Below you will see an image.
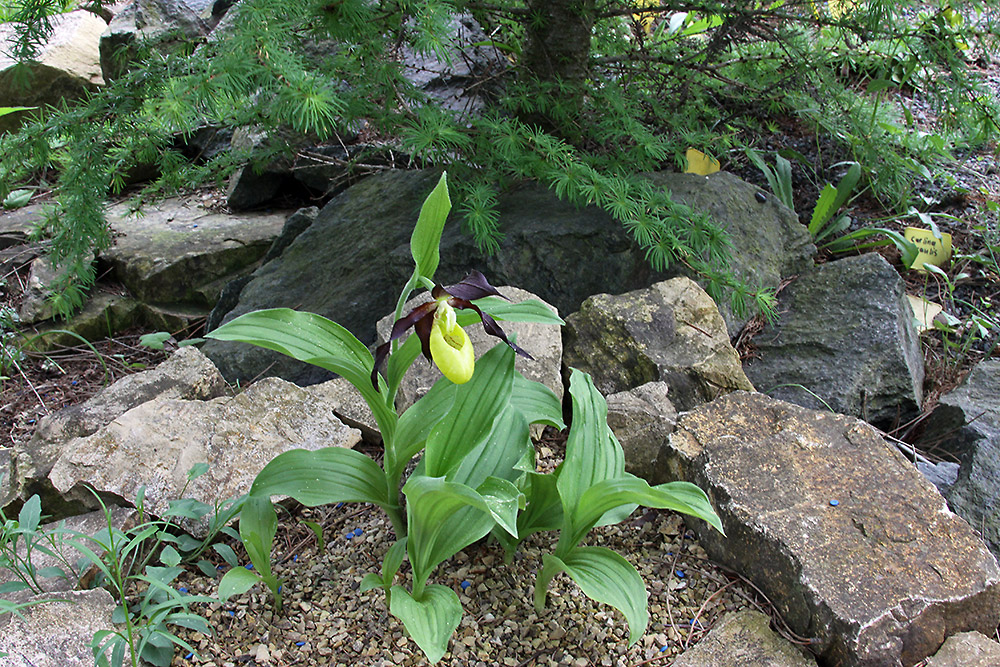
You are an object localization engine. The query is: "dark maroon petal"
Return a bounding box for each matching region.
[451,298,533,360]
[445,270,509,302]
[414,313,434,361]
[390,301,437,341]
[432,284,449,300]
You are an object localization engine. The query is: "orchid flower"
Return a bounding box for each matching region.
[372,271,531,388]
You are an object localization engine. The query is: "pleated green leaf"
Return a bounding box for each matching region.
[403,475,519,585]
[249,447,389,508]
[218,566,261,602]
[557,369,623,517]
[511,373,565,430]
[554,547,649,646]
[423,343,514,477]
[410,171,451,282]
[389,584,462,663]
[206,308,397,442]
[567,476,723,548]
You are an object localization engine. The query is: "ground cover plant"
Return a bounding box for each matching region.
[206,173,725,662]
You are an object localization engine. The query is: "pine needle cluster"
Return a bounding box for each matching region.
[1,0,996,319]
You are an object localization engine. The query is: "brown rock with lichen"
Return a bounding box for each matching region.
[664,391,1000,667]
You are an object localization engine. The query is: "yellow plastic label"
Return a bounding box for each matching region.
[904,227,952,272]
[684,148,720,176]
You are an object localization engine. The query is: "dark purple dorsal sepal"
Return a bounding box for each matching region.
[445,270,509,302]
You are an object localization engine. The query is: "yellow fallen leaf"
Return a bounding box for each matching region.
[633,0,660,34]
[684,148,720,176]
[906,294,944,333]
[904,227,952,273]
[828,0,859,19]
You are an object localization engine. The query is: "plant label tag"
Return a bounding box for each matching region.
[684,148,720,176]
[904,227,952,272]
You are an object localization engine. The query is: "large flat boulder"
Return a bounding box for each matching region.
[99,196,289,307]
[99,0,221,81]
[202,169,670,384]
[743,253,924,427]
[671,610,817,667]
[664,391,1000,667]
[605,381,676,484]
[0,11,105,132]
[919,360,1000,558]
[47,377,362,534]
[0,589,116,667]
[4,346,227,512]
[646,172,815,333]
[563,277,753,411]
[924,632,1000,667]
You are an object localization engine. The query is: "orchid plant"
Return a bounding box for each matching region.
[207,172,724,662]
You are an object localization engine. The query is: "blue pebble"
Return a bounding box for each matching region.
[353,528,363,537]
[192,224,198,228]
[345,533,353,540]
[185,652,193,660]
[460,580,470,590]
[71,380,78,386]
[336,502,344,509]
[244,563,253,570]
[178,587,187,593]
[675,570,686,579]
[830,499,840,507]
[296,641,306,647]
[659,646,668,653]
[293,554,298,562]
[228,610,235,616]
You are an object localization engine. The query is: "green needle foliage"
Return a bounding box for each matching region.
[1,0,996,318]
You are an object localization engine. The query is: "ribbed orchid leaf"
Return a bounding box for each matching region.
[410,171,451,282]
[249,447,389,507]
[389,584,461,663]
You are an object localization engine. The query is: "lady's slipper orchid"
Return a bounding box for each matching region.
[372,271,531,388]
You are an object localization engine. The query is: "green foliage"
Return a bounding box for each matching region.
[208,175,723,662]
[1,0,995,322]
[0,466,241,667]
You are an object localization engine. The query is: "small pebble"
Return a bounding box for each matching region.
[675,570,685,579]
[244,563,254,569]
[461,580,471,590]
[353,528,363,537]
[829,499,840,506]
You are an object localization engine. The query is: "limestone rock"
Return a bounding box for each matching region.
[6,346,226,510]
[398,13,506,116]
[0,506,136,606]
[646,172,815,333]
[100,0,220,81]
[0,204,50,249]
[48,377,362,534]
[16,256,60,324]
[0,11,105,132]
[563,277,753,411]
[919,360,1000,558]
[24,290,141,352]
[664,391,1000,667]
[306,378,380,443]
[605,382,676,484]
[203,169,670,384]
[671,610,817,667]
[375,286,564,425]
[924,632,1000,667]
[743,253,924,427]
[99,196,289,306]
[0,589,116,667]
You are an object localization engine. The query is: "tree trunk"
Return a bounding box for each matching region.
[520,0,595,89]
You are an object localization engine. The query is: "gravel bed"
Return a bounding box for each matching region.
[172,505,757,667]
